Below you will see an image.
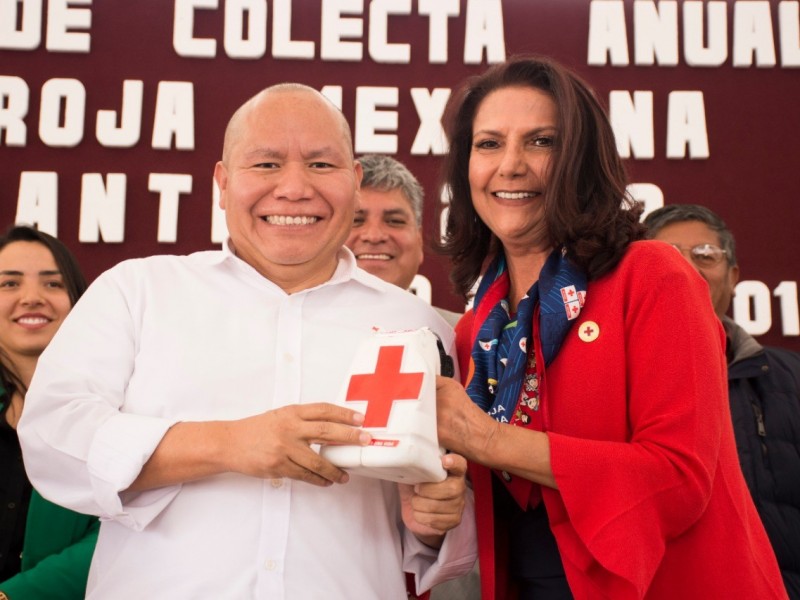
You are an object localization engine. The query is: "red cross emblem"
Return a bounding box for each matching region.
[345,346,424,428]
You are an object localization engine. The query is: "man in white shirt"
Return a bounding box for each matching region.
[18,84,476,599]
[345,154,462,327]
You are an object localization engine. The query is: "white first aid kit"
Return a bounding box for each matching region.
[320,327,453,484]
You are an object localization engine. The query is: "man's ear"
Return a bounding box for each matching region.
[214,162,228,209]
[353,160,364,189]
[729,264,740,294]
[416,226,425,268]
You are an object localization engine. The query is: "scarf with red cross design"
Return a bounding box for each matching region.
[464,247,586,507]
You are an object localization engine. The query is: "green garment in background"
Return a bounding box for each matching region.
[0,490,98,599]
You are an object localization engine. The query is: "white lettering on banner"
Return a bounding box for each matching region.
[684,1,727,66]
[587,1,629,65]
[775,281,800,335]
[169,0,504,64]
[665,91,708,158]
[321,86,448,156]
[0,79,453,154]
[39,78,86,147]
[272,0,314,59]
[0,0,92,52]
[735,281,773,336]
[588,0,800,67]
[734,280,800,337]
[780,1,800,66]
[149,174,194,243]
[79,174,127,243]
[15,172,59,236]
[152,82,195,150]
[174,0,218,58]
[46,0,92,52]
[0,77,29,146]
[0,0,43,50]
[464,0,506,64]
[224,0,267,59]
[418,0,459,64]
[634,0,679,65]
[607,91,708,159]
[409,88,450,155]
[733,1,776,66]
[95,80,144,148]
[355,87,398,154]
[610,90,654,159]
[368,0,411,64]
[16,171,196,245]
[2,79,194,150]
[321,0,364,61]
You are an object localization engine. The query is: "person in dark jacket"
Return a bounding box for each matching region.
[645,204,800,599]
[0,224,97,600]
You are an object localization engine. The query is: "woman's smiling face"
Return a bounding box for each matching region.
[0,241,72,365]
[468,85,558,255]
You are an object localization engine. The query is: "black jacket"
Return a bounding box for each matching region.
[725,318,800,599]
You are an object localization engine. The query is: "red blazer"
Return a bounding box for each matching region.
[457,241,787,600]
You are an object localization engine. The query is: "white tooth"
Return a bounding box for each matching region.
[496,191,535,200]
[359,254,390,260]
[266,215,318,225]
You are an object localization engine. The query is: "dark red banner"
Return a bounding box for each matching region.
[1,0,798,350]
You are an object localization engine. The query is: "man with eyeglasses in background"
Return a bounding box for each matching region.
[644,204,800,599]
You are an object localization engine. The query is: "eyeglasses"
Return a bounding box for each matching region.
[668,243,728,267]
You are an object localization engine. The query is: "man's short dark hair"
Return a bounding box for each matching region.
[357,154,424,227]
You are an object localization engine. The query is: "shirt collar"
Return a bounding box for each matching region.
[214,238,385,293]
[722,315,764,365]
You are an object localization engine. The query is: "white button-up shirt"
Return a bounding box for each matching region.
[19,245,476,599]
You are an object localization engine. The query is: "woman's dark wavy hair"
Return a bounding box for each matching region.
[0,225,87,397]
[437,55,645,298]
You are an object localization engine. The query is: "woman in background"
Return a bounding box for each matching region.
[435,55,787,599]
[0,225,97,600]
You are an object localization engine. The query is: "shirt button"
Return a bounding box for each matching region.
[7,502,16,509]
[265,559,278,571]
[283,353,294,363]
[501,471,512,482]
[270,478,284,489]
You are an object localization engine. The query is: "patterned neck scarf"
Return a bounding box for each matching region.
[466,248,587,425]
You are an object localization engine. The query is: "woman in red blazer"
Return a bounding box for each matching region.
[434,55,787,600]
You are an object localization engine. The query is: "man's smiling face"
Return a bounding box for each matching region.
[216,88,362,292]
[345,187,424,290]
